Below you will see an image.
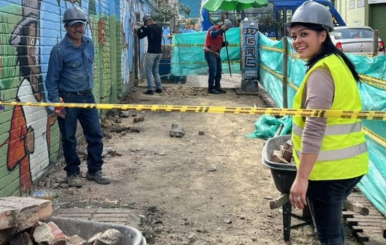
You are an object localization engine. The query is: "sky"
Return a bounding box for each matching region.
[179,0,201,18]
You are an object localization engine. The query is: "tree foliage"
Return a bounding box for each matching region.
[153,3,191,25]
[179,3,191,17]
[257,14,282,33]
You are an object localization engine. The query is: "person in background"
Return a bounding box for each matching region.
[288,1,368,244]
[46,6,111,188]
[203,19,232,94]
[137,15,163,95]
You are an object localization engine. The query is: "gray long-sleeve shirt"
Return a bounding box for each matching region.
[301,68,335,153]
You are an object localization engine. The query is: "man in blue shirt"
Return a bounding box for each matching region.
[46,6,110,187]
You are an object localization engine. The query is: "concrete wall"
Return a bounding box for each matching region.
[0,0,153,197]
[336,0,367,26]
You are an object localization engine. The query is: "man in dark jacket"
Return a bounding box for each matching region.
[204,19,232,94]
[137,15,163,95]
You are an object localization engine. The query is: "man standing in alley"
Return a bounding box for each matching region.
[204,19,232,94]
[46,6,111,188]
[137,15,163,95]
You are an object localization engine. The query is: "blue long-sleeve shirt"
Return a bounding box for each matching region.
[45,34,94,102]
[209,26,224,38]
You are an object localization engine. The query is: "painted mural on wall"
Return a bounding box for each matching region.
[0,0,151,196]
[121,0,137,84]
[0,0,91,195]
[8,0,56,191]
[120,0,151,84]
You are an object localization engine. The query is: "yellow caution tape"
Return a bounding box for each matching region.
[1,101,386,121]
[171,44,239,47]
[362,127,386,148]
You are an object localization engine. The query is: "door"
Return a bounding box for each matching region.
[276,7,294,39]
[369,4,386,42]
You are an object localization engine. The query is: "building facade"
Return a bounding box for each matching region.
[336,0,386,41]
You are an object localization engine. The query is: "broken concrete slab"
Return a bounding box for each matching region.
[0,197,52,231]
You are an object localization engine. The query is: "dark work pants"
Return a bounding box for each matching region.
[307,176,363,245]
[204,52,222,91]
[58,91,104,176]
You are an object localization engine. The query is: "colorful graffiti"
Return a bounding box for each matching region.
[0,88,4,112]
[5,0,56,192]
[0,0,152,196]
[120,0,150,84]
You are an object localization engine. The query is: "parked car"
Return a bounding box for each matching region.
[330,26,385,56]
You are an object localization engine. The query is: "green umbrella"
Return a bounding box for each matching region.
[202,0,269,11]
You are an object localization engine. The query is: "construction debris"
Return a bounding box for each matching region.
[271,139,295,165]
[0,197,124,245]
[169,124,185,138]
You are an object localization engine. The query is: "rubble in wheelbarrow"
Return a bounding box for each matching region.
[271,139,295,165]
[0,197,124,245]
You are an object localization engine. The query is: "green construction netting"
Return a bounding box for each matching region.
[171,27,241,76]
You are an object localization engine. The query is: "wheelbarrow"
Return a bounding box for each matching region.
[262,135,369,242]
[262,135,312,242]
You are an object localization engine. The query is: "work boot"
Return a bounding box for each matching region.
[143,90,154,95]
[155,88,163,93]
[208,89,221,94]
[215,88,227,93]
[67,175,83,188]
[86,171,111,185]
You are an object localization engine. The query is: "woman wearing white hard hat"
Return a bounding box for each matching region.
[288,1,369,244]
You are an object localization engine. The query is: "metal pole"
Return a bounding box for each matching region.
[372,30,379,57]
[224,32,232,77]
[282,37,288,108]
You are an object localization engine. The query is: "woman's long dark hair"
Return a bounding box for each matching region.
[291,23,360,81]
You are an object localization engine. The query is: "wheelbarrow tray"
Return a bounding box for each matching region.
[262,135,297,193]
[48,216,146,245]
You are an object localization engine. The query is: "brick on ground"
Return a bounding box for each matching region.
[32,221,68,244]
[0,197,52,244]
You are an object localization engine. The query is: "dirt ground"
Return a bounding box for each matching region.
[46,85,361,245]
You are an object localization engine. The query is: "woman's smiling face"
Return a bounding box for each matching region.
[290,25,327,59]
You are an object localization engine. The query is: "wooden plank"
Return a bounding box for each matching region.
[344,200,369,216]
[356,232,370,242]
[346,217,383,226]
[352,226,382,233]
[269,194,289,210]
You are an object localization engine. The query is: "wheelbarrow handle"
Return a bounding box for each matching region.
[270,194,289,210]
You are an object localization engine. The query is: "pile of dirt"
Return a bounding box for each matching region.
[159,85,209,98]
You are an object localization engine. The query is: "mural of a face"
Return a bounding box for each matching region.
[26,23,40,96]
[4,0,52,193]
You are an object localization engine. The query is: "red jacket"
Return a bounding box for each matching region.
[204,25,223,55]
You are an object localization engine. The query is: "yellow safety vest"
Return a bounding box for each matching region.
[292,54,368,180]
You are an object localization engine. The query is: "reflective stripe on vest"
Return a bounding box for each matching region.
[292,121,363,137]
[295,142,367,161]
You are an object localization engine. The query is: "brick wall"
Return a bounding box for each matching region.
[0,0,153,196]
